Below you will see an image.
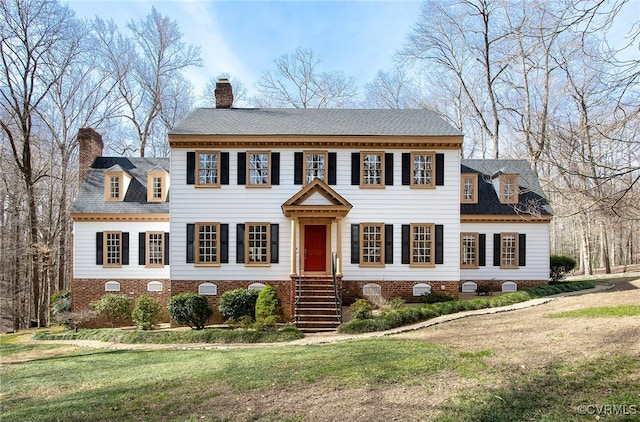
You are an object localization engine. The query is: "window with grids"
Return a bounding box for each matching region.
[152,176,163,199]
[248,152,270,185]
[304,152,327,183]
[411,152,435,187]
[500,174,518,204]
[501,233,518,268]
[461,173,478,203]
[109,176,120,199]
[360,223,384,265]
[196,223,219,264]
[247,223,269,264]
[361,153,383,186]
[146,232,164,267]
[461,233,478,268]
[411,224,435,266]
[197,151,220,186]
[104,232,122,266]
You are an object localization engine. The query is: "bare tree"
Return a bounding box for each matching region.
[362,66,421,109]
[200,74,250,108]
[255,47,358,108]
[92,7,201,156]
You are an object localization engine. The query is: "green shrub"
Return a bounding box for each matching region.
[91,294,132,327]
[131,295,163,330]
[550,255,577,283]
[255,285,282,321]
[350,298,375,320]
[51,290,71,315]
[387,297,406,310]
[167,292,212,330]
[421,291,455,304]
[218,288,259,322]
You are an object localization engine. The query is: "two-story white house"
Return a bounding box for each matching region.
[71,80,552,331]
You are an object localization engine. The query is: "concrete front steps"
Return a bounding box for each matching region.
[295,277,342,333]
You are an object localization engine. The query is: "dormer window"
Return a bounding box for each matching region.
[147,170,169,202]
[461,173,478,203]
[104,169,131,202]
[500,174,519,204]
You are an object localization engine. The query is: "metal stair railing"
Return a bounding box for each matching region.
[331,252,342,323]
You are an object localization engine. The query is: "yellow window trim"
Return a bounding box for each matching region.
[500,174,519,204]
[147,171,169,202]
[246,151,272,187]
[195,222,221,265]
[145,231,165,268]
[410,151,436,189]
[195,150,221,187]
[360,152,385,188]
[460,232,479,269]
[461,173,478,203]
[245,222,271,266]
[409,223,435,268]
[103,231,122,268]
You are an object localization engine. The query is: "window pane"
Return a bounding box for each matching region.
[248,224,268,263]
[249,153,269,185]
[463,178,474,200]
[199,153,218,184]
[110,176,120,199]
[148,233,163,265]
[462,234,476,266]
[502,234,517,266]
[152,176,163,198]
[362,225,382,263]
[305,153,325,183]
[198,224,218,263]
[412,225,432,264]
[362,154,382,185]
[106,232,120,265]
[413,154,433,185]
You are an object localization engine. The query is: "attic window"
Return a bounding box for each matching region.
[461,173,478,203]
[147,170,169,202]
[500,174,518,204]
[104,170,131,202]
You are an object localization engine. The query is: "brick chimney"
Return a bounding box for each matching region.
[214,78,233,109]
[77,127,104,183]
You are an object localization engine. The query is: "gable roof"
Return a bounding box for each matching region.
[71,157,170,215]
[461,159,553,217]
[282,179,353,218]
[169,108,463,138]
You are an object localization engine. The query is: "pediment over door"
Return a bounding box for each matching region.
[281,179,352,218]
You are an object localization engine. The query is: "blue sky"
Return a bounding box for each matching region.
[67,0,423,98]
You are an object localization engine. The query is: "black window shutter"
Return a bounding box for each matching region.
[270,224,279,263]
[186,224,195,263]
[351,224,360,264]
[436,153,445,186]
[402,153,410,185]
[138,232,146,265]
[385,224,393,264]
[401,225,410,264]
[435,225,443,264]
[164,233,170,265]
[385,153,394,186]
[237,152,246,185]
[220,224,228,263]
[351,153,360,185]
[122,232,129,265]
[271,152,280,185]
[294,152,303,185]
[221,152,229,185]
[519,233,526,266]
[96,232,103,265]
[478,234,486,267]
[236,224,245,263]
[493,234,501,266]
[187,152,195,185]
[328,152,337,185]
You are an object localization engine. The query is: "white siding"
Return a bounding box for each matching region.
[460,222,550,281]
[170,148,461,281]
[73,221,170,279]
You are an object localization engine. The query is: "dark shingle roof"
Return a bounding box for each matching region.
[169,108,463,137]
[461,159,553,216]
[71,157,169,214]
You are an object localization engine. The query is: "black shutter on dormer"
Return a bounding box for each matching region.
[186,152,195,185]
[328,152,337,185]
[478,234,486,267]
[96,232,103,265]
[435,225,443,264]
[351,224,360,264]
[518,234,526,266]
[221,152,229,185]
[271,152,280,185]
[402,153,410,185]
[436,153,445,186]
[385,153,394,186]
[220,224,228,263]
[294,152,303,185]
[385,224,393,264]
[351,153,360,185]
[139,232,146,265]
[237,152,246,185]
[401,224,410,264]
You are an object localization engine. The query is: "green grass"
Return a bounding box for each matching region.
[548,305,640,318]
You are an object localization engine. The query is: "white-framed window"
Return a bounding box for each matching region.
[410,223,435,267]
[147,281,163,292]
[413,283,432,296]
[196,151,220,186]
[248,152,270,186]
[361,152,384,187]
[198,282,218,295]
[105,281,121,292]
[411,152,435,187]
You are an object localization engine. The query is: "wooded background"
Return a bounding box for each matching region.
[1,0,638,331]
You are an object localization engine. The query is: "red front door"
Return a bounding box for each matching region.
[304,225,326,272]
